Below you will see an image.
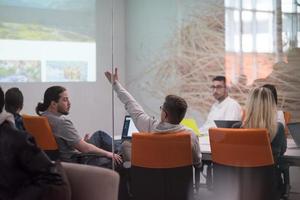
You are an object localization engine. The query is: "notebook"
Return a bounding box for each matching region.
[214,120,241,128]
[180,118,201,136]
[287,122,300,147]
[121,115,139,140]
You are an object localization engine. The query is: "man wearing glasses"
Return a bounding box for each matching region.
[199,76,242,134]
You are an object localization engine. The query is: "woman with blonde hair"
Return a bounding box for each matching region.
[232,87,287,198]
[233,87,286,162]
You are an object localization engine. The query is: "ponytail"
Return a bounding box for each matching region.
[36,102,47,116]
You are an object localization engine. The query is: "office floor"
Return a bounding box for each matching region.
[288,167,300,200]
[194,166,300,200]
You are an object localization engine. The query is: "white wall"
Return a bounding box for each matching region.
[124,0,212,125]
[1,0,126,137]
[124,0,180,118]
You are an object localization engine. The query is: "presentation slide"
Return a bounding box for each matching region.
[0,0,96,82]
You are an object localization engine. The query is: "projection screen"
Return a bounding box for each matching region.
[0,0,96,82]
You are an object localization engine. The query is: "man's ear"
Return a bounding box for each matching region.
[163,110,168,122]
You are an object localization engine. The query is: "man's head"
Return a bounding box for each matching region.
[5,87,23,115]
[211,76,228,102]
[36,86,70,116]
[160,95,187,124]
[0,87,4,113]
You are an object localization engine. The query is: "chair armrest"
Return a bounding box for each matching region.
[62,162,119,200]
[70,153,106,164]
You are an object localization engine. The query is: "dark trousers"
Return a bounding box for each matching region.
[87,130,121,153]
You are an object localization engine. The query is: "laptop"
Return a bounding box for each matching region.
[214,120,241,128]
[121,115,139,140]
[181,118,201,136]
[287,122,300,147]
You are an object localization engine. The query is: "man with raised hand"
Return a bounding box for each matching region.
[105,68,201,167]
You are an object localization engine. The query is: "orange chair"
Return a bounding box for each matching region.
[131,132,193,200]
[209,128,278,200]
[22,114,59,160]
[284,112,291,124]
[284,111,292,136]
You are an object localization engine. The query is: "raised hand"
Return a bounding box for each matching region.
[105,68,119,84]
[83,133,90,141]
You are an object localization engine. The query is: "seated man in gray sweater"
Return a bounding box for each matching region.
[105,68,201,167]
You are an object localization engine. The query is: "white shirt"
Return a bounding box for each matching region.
[277,110,286,126]
[200,96,242,134]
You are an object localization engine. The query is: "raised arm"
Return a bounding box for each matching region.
[105,69,158,132]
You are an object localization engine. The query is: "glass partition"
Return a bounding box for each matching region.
[112,0,300,137]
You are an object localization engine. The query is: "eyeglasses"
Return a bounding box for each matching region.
[210,85,225,90]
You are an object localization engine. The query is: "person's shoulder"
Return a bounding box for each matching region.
[0,112,15,125]
[210,101,219,108]
[182,128,198,139]
[277,122,285,131]
[0,120,29,140]
[42,111,57,118]
[274,122,286,142]
[56,116,78,134]
[43,111,64,122]
[226,96,238,103]
[277,110,284,115]
[227,96,241,106]
[43,112,72,129]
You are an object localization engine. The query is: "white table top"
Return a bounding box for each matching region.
[199,135,300,156]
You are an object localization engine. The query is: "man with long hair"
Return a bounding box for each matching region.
[36,86,122,168]
[0,87,70,200]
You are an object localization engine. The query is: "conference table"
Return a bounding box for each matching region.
[283,139,300,166]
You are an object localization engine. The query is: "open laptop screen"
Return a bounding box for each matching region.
[287,122,300,147]
[121,115,138,139]
[214,120,241,128]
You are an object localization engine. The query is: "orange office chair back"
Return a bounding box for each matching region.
[132,132,192,168]
[209,128,276,200]
[284,111,292,136]
[284,111,291,123]
[23,115,59,160]
[209,128,274,167]
[131,132,193,200]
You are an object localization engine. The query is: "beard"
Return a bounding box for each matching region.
[57,106,69,115]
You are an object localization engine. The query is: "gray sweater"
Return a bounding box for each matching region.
[113,81,202,166]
